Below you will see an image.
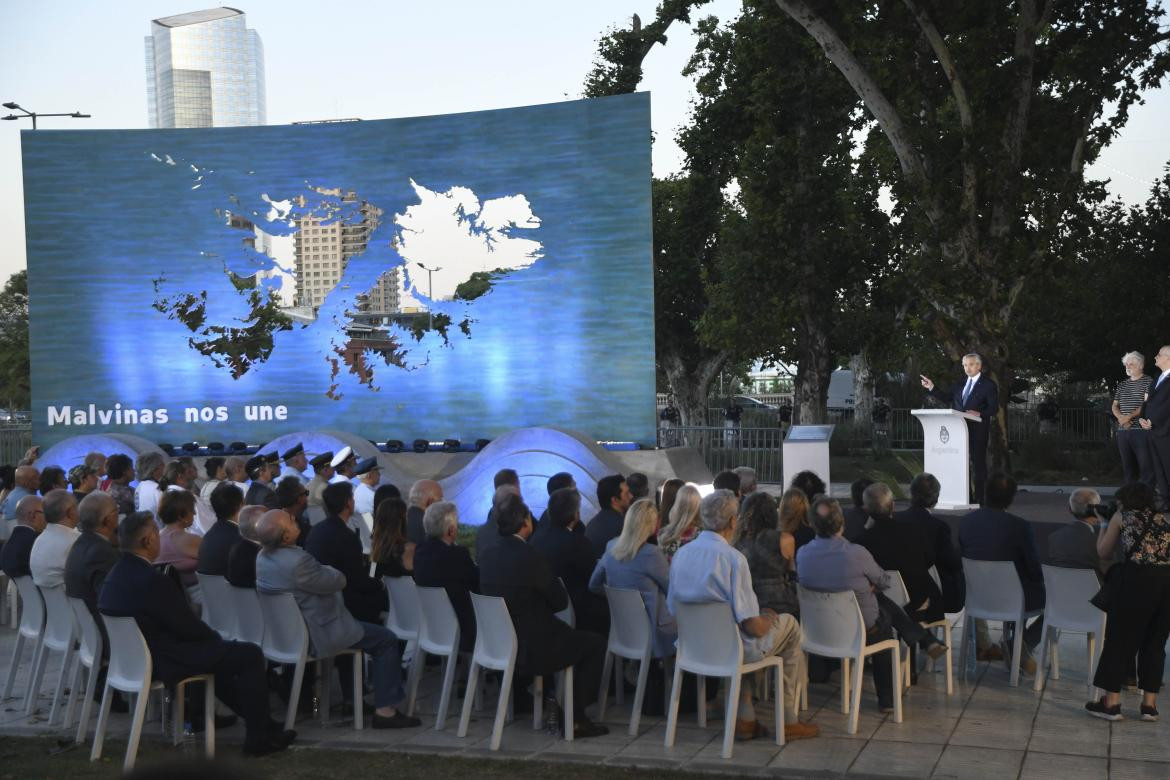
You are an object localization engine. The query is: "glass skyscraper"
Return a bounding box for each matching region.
[145,7,266,128]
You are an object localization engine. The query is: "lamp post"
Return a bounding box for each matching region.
[416,262,441,330]
[2,102,91,130]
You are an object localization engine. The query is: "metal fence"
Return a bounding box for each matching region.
[658,425,786,483]
[0,424,33,466]
[831,407,1114,448]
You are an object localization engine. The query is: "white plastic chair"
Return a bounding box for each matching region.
[959,559,1044,687]
[458,594,518,751]
[927,564,962,692]
[256,590,363,730]
[357,512,374,555]
[196,573,236,640]
[90,615,214,770]
[599,585,671,736]
[228,585,265,646]
[1,576,45,704]
[1034,565,1106,697]
[26,585,77,722]
[408,586,463,730]
[65,597,103,743]
[385,576,420,663]
[533,579,574,739]
[798,586,903,735]
[665,601,784,759]
[884,570,953,694]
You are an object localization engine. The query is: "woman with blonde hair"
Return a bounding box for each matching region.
[590,498,676,657]
[778,487,813,551]
[658,482,701,561]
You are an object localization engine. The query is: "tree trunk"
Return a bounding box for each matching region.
[661,350,727,428]
[792,288,833,425]
[850,351,874,424]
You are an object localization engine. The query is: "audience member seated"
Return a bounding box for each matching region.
[735,492,799,617]
[278,443,309,485]
[100,511,296,755]
[162,460,216,533]
[959,471,1045,673]
[226,506,267,589]
[104,454,136,517]
[626,472,651,502]
[69,464,99,502]
[733,466,758,496]
[479,493,609,738]
[1049,488,1109,577]
[657,477,684,519]
[406,478,443,545]
[476,482,519,560]
[894,473,966,615]
[30,489,80,588]
[537,472,577,530]
[712,470,741,496]
[306,452,334,508]
[328,447,357,484]
[1086,481,1170,722]
[531,487,609,635]
[1,494,44,577]
[134,452,165,516]
[778,488,812,554]
[353,458,381,516]
[858,483,944,624]
[200,456,226,503]
[1,465,39,521]
[413,501,479,652]
[306,482,388,623]
[370,497,414,578]
[372,483,401,513]
[39,466,67,496]
[658,482,701,562]
[84,452,108,489]
[585,474,633,560]
[155,490,204,603]
[843,478,874,542]
[273,476,311,546]
[589,497,675,657]
[255,509,420,729]
[789,471,826,548]
[243,454,278,508]
[225,456,250,494]
[197,482,246,576]
[669,490,818,741]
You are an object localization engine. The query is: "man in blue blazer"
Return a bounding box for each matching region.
[921,352,999,504]
[1139,345,1170,508]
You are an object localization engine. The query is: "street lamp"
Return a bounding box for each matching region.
[416,262,442,330]
[2,101,91,130]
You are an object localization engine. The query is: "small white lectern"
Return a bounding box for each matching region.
[911,409,981,510]
[782,424,834,494]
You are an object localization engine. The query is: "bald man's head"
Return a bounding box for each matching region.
[14,465,39,491]
[255,509,294,551]
[238,504,267,543]
[408,479,443,509]
[15,495,45,533]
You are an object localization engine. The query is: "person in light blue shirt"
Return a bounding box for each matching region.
[667,490,819,742]
[1,465,37,524]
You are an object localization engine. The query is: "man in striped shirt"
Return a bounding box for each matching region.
[1114,351,1154,486]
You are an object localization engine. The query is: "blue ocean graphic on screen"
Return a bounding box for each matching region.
[23,93,655,448]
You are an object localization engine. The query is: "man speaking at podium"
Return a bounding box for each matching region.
[920,353,999,504]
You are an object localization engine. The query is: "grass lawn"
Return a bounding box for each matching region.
[0,736,688,779]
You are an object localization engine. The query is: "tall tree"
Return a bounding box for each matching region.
[768,0,1170,465]
[0,270,30,411]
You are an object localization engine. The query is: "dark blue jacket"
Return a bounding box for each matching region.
[0,525,37,578]
[930,374,998,421]
[413,537,479,652]
[196,519,241,576]
[958,507,1044,611]
[305,514,386,623]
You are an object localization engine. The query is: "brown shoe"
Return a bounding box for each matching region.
[734,718,768,741]
[784,721,819,741]
[977,645,1004,662]
[926,642,948,661]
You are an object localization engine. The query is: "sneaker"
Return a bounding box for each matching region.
[784,721,819,741]
[1085,698,1123,721]
[372,710,422,729]
[1140,704,1159,722]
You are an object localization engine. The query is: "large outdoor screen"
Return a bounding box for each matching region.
[24,93,655,448]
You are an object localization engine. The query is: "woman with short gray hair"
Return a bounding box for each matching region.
[1114,351,1153,485]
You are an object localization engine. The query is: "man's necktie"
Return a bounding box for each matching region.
[962,378,974,405]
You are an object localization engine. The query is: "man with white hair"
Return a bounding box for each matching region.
[1113,351,1153,486]
[406,479,443,545]
[1048,488,1108,578]
[414,501,479,652]
[668,489,819,742]
[921,352,999,504]
[30,489,80,589]
[733,466,758,496]
[226,505,267,588]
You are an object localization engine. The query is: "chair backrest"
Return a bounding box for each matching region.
[68,597,103,668]
[884,570,911,608]
[305,505,327,525]
[357,512,374,554]
[39,585,76,651]
[12,576,45,639]
[415,586,459,654]
[797,586,867,659]
[674,601,744,676]
[1041,564,1105,633]
[256,591,310,664]
[554,578,575,628]
[928,565,942,591]
[196,573,236,639]
[230,585,265,645]
[385,576,420,639]
[604,585,652,660]
[961,559,1025,620]
[100,614,153,694]
[469,593,517,671]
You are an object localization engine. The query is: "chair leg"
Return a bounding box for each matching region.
[696,675,706,728]
[721,674,740,759]
[435,651,457,731]
[76,662,98,744]
[48,646,74,726]
[204,678,216,758]
[318,659,332,727]
[174,682,185,746]
[284,661,306,731]
[959,618,972,681]
[64,649,84,729]
[352,652,363,731]
[457,661,480,738]
[629,656,650,737]
[849,654,864,735]
[1033,627,1050,692]
[841,657,850,715]
[562,667,573,742]
[2,634,25,700]
[1086,633,1097,701]
[775,663,785,747]
[123,688,150,771]
[1010,618,1024,687]
[533,675,543,730]
[406,649,425,717]
[89,683,115,761]
[891,648,903,724]
[24,640,49,715]
[597,651,613,723]
[942,623,954,696]
[664,661,683,748]
[615,659,624,706]
[1051,630,1061,680]
[490,662,513,751]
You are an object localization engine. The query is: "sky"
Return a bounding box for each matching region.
[2,0,1168,283]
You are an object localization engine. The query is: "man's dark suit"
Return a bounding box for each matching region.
[245,481,276,509]
[929,373,998,503]
[475,510,500,560]
[894,506,965,613]
[959,507,1045,646]
[842,506,868,542]
[859,515,944,622]
[530,523,610,635]
[406,505,426,546]
[1047,520,1105,578]
[0,525,37,577]
[226,540,260,588]
[64,531,120,616]
[1143,371,1170,504]
[479,535,604,718]
[196,520,240,576]
[413,537,479,652]
[305,514,387,623]
[583,508,623,560]
[97,552,273,739]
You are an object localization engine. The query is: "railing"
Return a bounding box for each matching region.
[831,407,1114,448]
[658,425,786,483]
[0,424,33,465]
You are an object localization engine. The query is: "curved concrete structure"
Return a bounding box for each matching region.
[36,433,167,472]
[257,429,381,477]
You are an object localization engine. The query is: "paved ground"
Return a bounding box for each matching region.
[2,619,1167,778]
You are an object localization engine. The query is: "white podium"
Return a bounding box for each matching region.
[782,425,834,495]
[911,409,981,510]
